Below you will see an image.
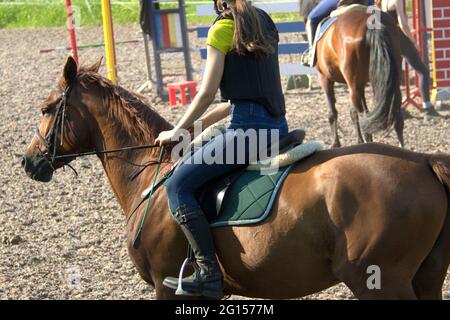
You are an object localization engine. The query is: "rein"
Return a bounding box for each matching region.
[132,146,166,249]
[53,143,161,160]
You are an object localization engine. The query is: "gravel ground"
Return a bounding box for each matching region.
[0,25,449,300]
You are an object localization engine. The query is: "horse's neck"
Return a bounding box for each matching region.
[98,132,147,212]
[87,99,170,215]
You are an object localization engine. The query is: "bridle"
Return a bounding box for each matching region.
[33,83,172,249]
[34,85,74,171]
[34,84,163,175]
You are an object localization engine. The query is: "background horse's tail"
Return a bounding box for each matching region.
[360,18,402,135]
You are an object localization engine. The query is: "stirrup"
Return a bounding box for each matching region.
[175,258,199,295]
[175,245,198,296]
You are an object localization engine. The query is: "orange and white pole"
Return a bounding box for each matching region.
[65,0,79,63]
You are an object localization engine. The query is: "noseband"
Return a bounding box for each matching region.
[34,85,74,171]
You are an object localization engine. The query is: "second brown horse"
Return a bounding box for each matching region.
[314,4,404,147]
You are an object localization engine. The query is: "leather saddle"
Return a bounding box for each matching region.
[197,129,305,221]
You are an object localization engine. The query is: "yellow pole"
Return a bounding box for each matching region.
[101,0,117,83]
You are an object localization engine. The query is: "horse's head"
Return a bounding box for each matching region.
[22,56,102,182]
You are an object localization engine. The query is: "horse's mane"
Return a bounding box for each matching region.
[62,67,173,147]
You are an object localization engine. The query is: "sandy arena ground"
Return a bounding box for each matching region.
[0,25,449,299]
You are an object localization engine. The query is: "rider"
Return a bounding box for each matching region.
[155,0,288,298]
[377,0,440,116]
[304,0,375,66]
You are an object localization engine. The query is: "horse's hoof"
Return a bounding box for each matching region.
[422,107,447,119]
[401,109,414,120]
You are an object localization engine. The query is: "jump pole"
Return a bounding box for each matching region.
[65,0,79,63]
[101,0,118,83]
[402,0,428,110]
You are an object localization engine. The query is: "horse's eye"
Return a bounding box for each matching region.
[41,108,49,115]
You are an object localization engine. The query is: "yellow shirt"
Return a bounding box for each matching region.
[206,19,234,54]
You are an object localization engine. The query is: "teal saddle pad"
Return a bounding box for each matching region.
[166,165,293,228]
[209,165,293,228]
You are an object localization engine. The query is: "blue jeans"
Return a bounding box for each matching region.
[166,100,288,211]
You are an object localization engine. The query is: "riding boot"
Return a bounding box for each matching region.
[306,19,315,48]
[302,20,316,67]
[163,205,224,298]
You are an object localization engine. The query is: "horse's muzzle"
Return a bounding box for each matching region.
[21,154,54,182]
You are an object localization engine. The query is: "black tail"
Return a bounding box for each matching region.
[360,19,402,135]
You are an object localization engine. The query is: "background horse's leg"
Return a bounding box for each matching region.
[308,74,314,91]
[360,93,373,143]
[394,111,405,148]
[348,85,366,144]
[318,73,340,148]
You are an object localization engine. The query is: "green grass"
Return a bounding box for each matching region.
[0,0,297,29]
[0,0,140,28]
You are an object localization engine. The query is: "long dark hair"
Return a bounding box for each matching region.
[216,0,274,57]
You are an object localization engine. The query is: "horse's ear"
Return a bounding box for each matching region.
[63,56,78,85]
[90,57,103,73]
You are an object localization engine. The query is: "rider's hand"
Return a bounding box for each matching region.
[155,128,179,146]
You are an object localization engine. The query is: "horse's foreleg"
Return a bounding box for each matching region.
[318,74,340,148]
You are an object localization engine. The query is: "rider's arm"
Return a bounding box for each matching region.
[395,0,414,40]
[196,101,231,130]
[173,46,226,131]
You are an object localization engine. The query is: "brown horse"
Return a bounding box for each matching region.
[22,57,449,299]
[312,3,404,147]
